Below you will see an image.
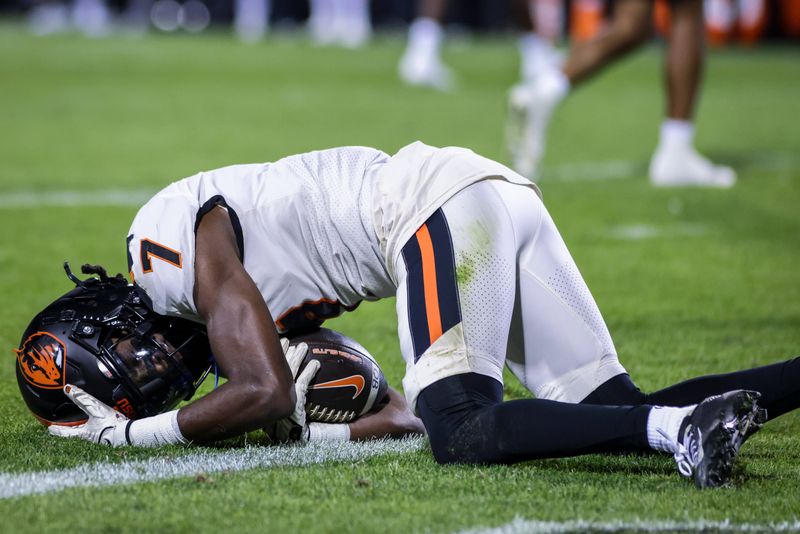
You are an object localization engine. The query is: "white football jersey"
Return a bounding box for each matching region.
[369,141,540,283]
[127,142,539,334]
[127,147,395,333]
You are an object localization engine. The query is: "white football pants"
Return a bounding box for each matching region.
[396,179,627,411]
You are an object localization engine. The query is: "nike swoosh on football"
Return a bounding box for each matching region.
[310,375,365,399]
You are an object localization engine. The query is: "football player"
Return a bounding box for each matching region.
[398,0,560,91]
[16,263,423,445]
[32,142,800,488]
[508,0,736,187]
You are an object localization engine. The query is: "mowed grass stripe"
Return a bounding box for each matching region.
[460,517,800,533]
[0,437,425,499]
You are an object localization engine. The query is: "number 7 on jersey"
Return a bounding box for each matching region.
[140,238,182,273]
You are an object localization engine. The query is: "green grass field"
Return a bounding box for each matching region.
[1,24,800,532]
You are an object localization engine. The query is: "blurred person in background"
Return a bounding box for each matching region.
[27,0,112,35]
[508,0,737,187]
[234,0,371,46]
[399,0,562,91]
[308,0,372,48]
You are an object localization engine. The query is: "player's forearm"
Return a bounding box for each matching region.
[346,388,425,441]
[177,378,295,443]
[188,278,297,441]
[192,204,298,439]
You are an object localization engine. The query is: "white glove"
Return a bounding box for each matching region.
[269,339,319,443]
[48,384,131,446]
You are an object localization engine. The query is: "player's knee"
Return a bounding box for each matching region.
[618,22,652,47]
[611,13,653,47]
[428,432,489,465]
[429,440,461,465]
[426,410,505,465]
[417,373,507,464]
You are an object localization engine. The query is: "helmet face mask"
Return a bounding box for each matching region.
[15,263,212,425]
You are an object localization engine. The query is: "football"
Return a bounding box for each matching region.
[289,328,388,423]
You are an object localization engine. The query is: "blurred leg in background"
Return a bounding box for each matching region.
[399,0,561,91]
[234,0,271,41]
[515,0,563,82]
[309,0,372,48]
[29,0,111,36]
[398,0,453,90]
[648,0,735,187]
[508,0,736,187]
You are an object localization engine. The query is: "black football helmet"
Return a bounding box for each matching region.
[15,262,212,425]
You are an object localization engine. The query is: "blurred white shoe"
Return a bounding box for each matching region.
[335,0,371,49]
[398,51,454,91]
[507,72,568,180]
[336,17,371,49]
[649,144,736,188]
[399,17,453,91]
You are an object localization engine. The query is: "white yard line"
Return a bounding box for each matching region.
[541,160,644,182]
[459,517,800,534]
[0,437,425,500]
[0,189,156,207]
[539,151,800,182]
[0,151,796,209]
[607,223,708,241]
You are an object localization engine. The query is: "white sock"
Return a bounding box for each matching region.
[659,119,695,148]
[234,0,270,41]
[407,17,443,59]
[308,422,351,442]
[128,410,188,447]
[310,0,335,20]
[646,405,695,453]
[309,0,336,43]
[539,67,570,101]
[518,32,550,81]
[341,0,368,21]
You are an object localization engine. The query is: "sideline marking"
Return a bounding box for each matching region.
[0,437,425,500]
[459,517,800,534]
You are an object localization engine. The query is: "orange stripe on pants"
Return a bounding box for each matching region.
[416,224,443,343]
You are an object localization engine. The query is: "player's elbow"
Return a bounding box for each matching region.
[262,386,296,421]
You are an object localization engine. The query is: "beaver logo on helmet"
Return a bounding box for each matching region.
[15,332,67,389]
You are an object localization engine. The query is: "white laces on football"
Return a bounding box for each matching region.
[657,427,697,478]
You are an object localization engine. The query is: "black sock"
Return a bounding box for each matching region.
[582,357,800,421]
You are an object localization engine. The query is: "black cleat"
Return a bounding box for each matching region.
[671,390,765,489]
